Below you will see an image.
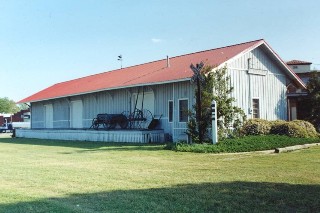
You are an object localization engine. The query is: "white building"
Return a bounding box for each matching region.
[17,39,305,142]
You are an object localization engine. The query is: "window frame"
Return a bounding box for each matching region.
[168,100,173,123]
[178,98,189,123]
[252,98,260,119]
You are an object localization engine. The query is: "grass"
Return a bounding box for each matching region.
[0,134,319,212]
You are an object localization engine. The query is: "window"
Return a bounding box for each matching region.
[293,65,298,69]
[252,99,260,118]
[168,100,173,123]
[179,99,188,122]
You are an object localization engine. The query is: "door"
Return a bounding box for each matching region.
[291,106,297,120]
[71,100,83,128]
[44,104,53,128]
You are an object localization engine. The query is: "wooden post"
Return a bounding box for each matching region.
[190,62,205,142]
[196,76,202,142]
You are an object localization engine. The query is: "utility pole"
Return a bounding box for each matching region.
[190,62,205,142]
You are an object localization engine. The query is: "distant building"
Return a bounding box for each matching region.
[0,109,31,126]
[287,60,314,84]
[286,60,319,120]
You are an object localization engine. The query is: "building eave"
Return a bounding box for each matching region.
[25,78,191,104]
[218,40,307,89]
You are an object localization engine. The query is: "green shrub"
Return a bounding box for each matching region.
[241,119,271,136]
[270,121,308,138]
[291,120,319,138]
[165,135,320,153]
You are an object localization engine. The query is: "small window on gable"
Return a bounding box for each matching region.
[252,99,260,118]
[168,100,173,123]
[179,99,188,122]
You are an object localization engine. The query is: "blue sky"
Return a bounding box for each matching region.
[0,0,319,102]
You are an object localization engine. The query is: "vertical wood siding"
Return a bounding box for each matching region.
[151,82,195,141]
[53,99,70,128]
[173,81,195,141]
[31,103,45,128]
[30,82,194,141]
[227,46,287,120]
[152,84,173,135]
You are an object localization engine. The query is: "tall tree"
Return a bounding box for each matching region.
[187,65,246,143]
[210,66,246,139]
[306,71,320,130]
[0,97,19,114]
[17,103,30,111]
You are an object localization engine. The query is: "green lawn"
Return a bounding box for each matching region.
[0,134,319,212]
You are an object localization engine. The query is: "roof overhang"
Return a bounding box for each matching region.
[217,40,306,89]
[262,42,306,89]
[19,39,305,104]
[23,78,191,104]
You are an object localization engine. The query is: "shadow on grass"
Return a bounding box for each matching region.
[1,182,319,212]
[0,137,165,152]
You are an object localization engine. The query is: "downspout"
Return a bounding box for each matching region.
[30,103,33,129]
[247,58,252,117]
[287,98,291,121]
[66,98,71,128]
[172,82,175,142]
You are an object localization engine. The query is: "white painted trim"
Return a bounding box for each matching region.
[216,40,265,70]
[173,127,188,130]
[227,67,249,71]
[248,69,268,76]
[228,68,285,77]
[217,40,306,89]
[261,42,306,88]
[178,98,189,123]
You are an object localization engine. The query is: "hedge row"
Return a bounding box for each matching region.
[166,135,320,153]
[241,119,319,138]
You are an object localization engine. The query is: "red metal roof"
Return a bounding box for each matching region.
[286,60,312,65]
[18,39,268,103]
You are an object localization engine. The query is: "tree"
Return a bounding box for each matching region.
[306,71,320,130]
[18,103,30,111]
[0,97,20,114]
[187,65,246,143]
